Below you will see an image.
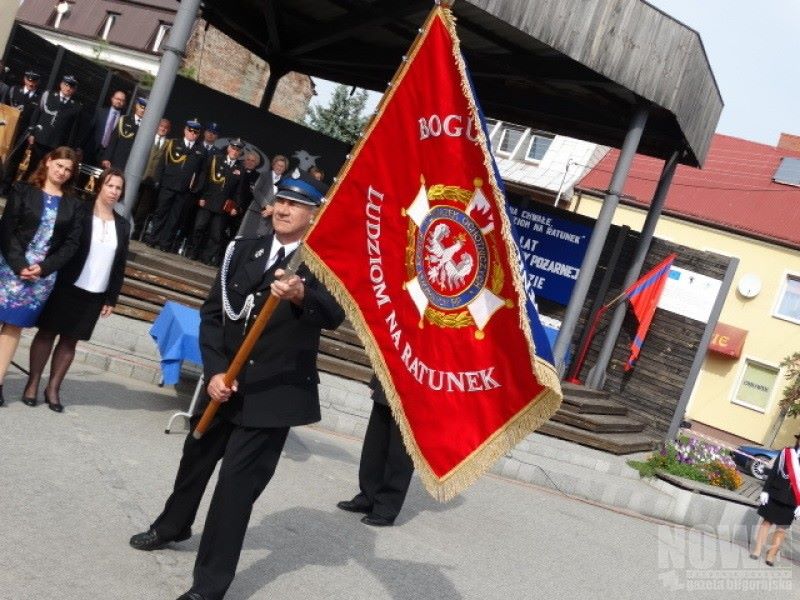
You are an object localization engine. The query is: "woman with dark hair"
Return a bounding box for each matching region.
[750,433,800,566]
[23,168,130,412]
[0,146,82,407]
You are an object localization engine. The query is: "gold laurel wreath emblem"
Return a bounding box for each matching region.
[405,183,504,330]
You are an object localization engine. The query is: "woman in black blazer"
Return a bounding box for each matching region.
[0,146,82,407]
[23,168,131,412]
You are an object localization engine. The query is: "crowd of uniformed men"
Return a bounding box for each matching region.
[0,68,320,265]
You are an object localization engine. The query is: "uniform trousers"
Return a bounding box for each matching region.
[151,417,289,600]
[357,402,414,521]
[192,208,225,263]
[149,187,192,249]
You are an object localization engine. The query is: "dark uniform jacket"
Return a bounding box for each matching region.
[0,182,82,277]
[197,155,243,214]
[30,90,82,148]
[199,236,345,428]
[102,114,140,170]
[154,138,206,192]
[4,85,42,136]
[55,208,131,306]
[763,449,800,507]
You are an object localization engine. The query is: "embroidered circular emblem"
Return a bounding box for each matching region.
[415,206,487,310]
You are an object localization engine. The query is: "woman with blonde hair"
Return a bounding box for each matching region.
[23,168,131,412]
[0,146,82,407]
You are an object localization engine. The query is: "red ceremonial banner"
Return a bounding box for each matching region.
[304,6,562,500]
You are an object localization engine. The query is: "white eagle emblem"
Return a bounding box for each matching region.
[425,223,474,290]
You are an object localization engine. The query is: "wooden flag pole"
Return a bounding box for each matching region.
[192,246,306,439]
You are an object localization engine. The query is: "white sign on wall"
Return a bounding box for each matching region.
[658,267,722,323]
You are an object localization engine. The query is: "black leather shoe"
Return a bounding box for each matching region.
[0,385,5,407]
[44,392,63,413]
[361,514,395,527]
[21,394,37,407]
[129,527,191,551]
[336,497,372,514]
[176,592,206,600]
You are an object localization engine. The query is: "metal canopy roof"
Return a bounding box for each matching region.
[200,0,722,167]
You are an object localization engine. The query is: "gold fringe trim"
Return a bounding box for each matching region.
[303,6,562,502]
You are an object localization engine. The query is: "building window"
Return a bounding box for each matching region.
[526,132,554,162]
[732,359,779,413]
[774,273,800,324]
[152,23,172,52]
[497,125,525,156]
[99,13,120,41]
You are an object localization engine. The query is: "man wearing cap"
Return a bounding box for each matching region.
[130,174,345,600]
[86,89,127,164]
[101,96,146,170]
[0,70,42,192]
[24,74,82,176]
[146,118,206,251]
[3,70,41,129]
[189,138,245,265]
[201,122,221,156]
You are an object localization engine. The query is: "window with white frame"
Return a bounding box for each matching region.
[497,125,525,156]
[152,22,172,52]
[774,273,800,324]
[525,132,554,162]
[99,13,119,41]
[732,359,779,413]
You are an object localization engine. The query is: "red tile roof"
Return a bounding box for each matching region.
[577,134,800,249]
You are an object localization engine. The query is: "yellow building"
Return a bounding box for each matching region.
[573,134,800,448]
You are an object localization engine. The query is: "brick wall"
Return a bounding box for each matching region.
[183,20,313,122]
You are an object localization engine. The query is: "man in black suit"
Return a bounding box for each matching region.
[101,96,146,170]
[0,70,41,192]
[86,89,127,164]
[189,138,244,265]
[146,118,206,251]
[24,74,82,176]
[337,376,415,526]
[130,175,345,600]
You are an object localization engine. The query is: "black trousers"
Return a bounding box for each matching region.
[192,208,225,262]
[356,402,414,521]
[151,418,289,600]
[148,187,191,249]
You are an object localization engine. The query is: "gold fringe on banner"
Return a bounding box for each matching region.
[303,5,562,502]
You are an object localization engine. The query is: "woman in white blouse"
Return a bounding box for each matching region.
[22,168,131,412]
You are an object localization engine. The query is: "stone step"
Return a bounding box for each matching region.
[551,409,646,433]
[120,277,204,310]
[560,381,611,399]
[561,393,629,415]
[538,420,659,455]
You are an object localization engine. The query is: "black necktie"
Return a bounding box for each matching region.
[274,246,285,267]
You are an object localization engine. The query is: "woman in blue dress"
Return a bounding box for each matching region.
[0,146,83,407]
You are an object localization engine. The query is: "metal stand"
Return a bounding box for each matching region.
[165,374,204,434]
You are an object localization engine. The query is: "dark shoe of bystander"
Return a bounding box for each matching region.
[130,527,192,551]
[336,496,372,514]
[361,514,395,527]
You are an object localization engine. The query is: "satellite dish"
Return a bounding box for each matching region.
[56,1,70,15]
[737,273,762,299]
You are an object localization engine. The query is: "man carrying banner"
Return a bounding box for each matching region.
[129,175,345,600]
